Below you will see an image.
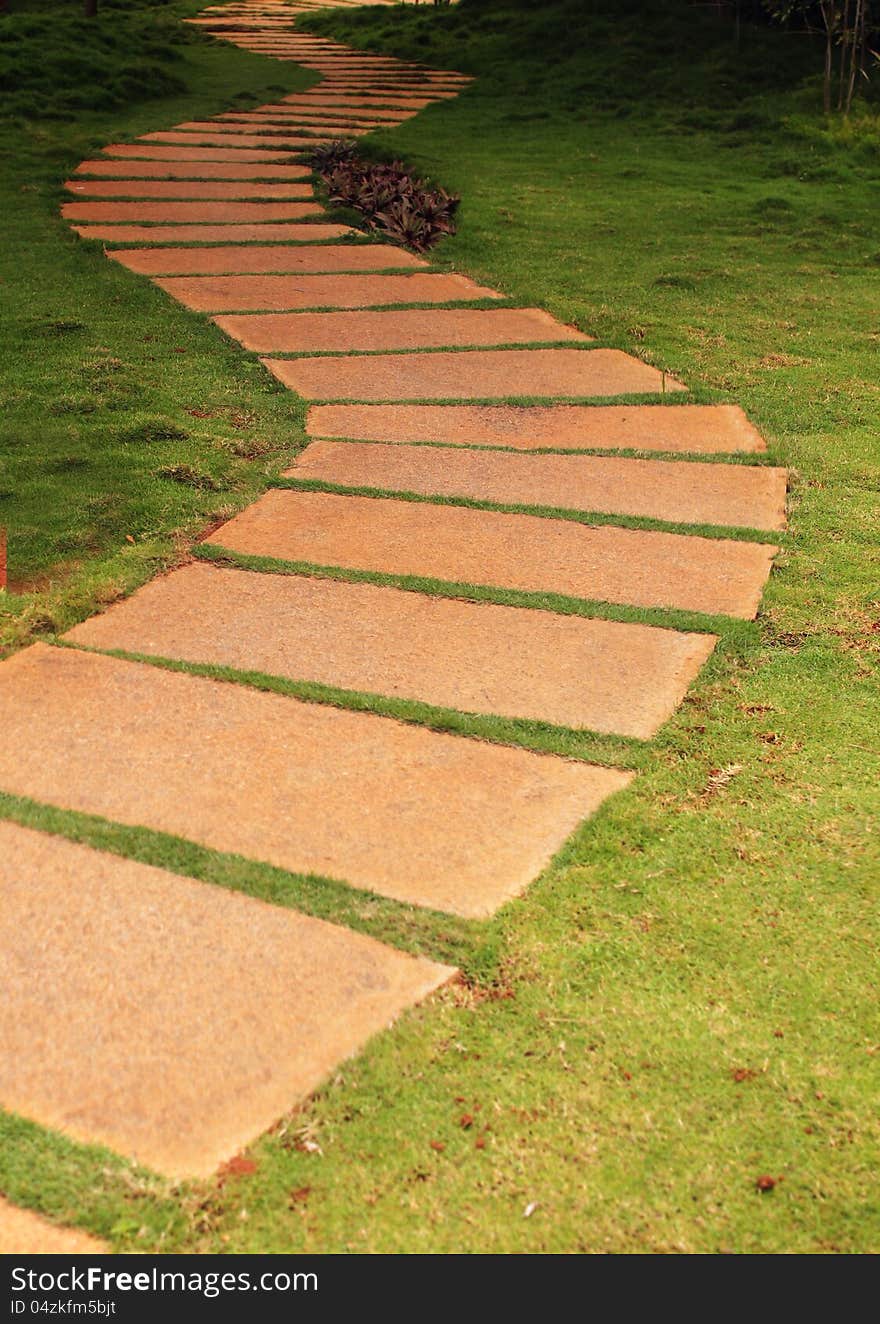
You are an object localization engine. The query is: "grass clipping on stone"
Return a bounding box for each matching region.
[310,140,461,252]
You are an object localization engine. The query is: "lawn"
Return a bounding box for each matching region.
[0,0,877,1254]
[0,0,317,651]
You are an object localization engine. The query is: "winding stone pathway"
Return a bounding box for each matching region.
[0,0,786,1243]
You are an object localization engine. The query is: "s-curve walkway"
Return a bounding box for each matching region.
[0,0,786,1245]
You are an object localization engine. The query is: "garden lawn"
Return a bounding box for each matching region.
[0,0,316,651]
[0,0,877,1254]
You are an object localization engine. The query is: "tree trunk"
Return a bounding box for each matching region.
[819,0,834,115]
[847,0,867,115]
[84,0,98,15]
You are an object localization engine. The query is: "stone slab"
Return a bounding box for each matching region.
[64,179,313,200]
[306,402,767,453]
[216,112,397,127]
[0,818,452,1178]
[216,306,589,353]
[170,121,331,138]
[63,201,322,223]
[0,1198,107,1255]
[291,439,787,531]
[286,99,420,109]
[102,143,297,162]
[275,102,411,122]
[71,222,351,244]
[280,95,437,109]
[67,561,716,738]
[110,244,425,276]
[141,132,326,149]
[263,347,686,402]
[156,272,501,312]
[211,489,777,619]
[0,647,629,918]
[75,159,312,179]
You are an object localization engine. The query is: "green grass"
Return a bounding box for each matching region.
[0,0,320,653]
[0,0,878,1255]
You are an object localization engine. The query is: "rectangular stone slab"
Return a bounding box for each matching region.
[62,200,322,223]
[0,1198,106,1256]
[141,132,326,149]
[274,103,412,122]
[102,143,297,162]
[66,561,716,738]
[71,222,352,244]
[212,489,777,619]
[0,646,630,918]
[306,402,767,453]
[216,112,397,127]
[263,347,686,402]
[110,244,426,276]
[0,819,452,1178]
[215,307,590,353]
[156,272,501,313]
[75,159,313,179]
[64,179,313,200]
[280,96,437,109]
[169,121,337,139]
[291,439,787,531]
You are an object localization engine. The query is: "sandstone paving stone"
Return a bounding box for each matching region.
[156,271,501,312]
[211,489,777,619]
[0,818,453,1178]
[141,131,326,149]
[109,243,426,276]
[63,200,321,223]
[170,120,331,136]
[67,561,716,738]
[69,222,351,243]
[64,179,313,200]
[215,306,590,353]
[75,158,312,179]
[280,95,433,109]
[0,646,630,918]
[216,111,398,127]
[263,347,686,402]
[102,143,297,162]
[306,402,767,453]
[278,101,413,121]
[0,1198,107,1255]
[291,439,787,531]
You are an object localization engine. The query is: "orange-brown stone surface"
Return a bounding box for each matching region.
[75,158,312,179]
[62,201,322,223]
[263,347,686,401]
[71,222,351,243]
[306,402,767,453]
[291,439,787,531]
[215,306,589,353]
[109,243,425,276]
[142,131,325,148]
[217,111,396,128]
[67,562,716,738]
[0,646,630,916]
[64,179,313,200]
[211,489,777,619]
[155,271,501,312]
[0,818,452,1177]
[102,143,297,162]
[0,1198,107,1255]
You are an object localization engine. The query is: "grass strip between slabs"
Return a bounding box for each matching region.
[272,476,789,546]
[52,635,648,770]
[0,789,493,978]
[195,541,762,646]
[0,1111,186,1253]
